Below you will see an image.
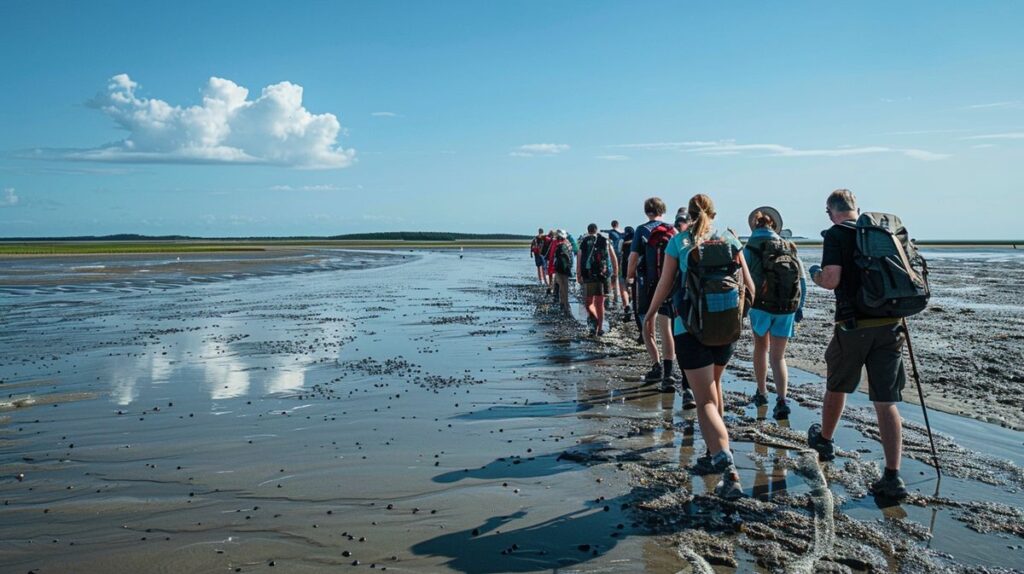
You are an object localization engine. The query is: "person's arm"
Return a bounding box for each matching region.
[576,252,583,284]
[609,245,619,277]
[813,229,842,290]
[797,257,808,311]
[814,266,841,290]
[627,252,638,282]
[738,251,755,299]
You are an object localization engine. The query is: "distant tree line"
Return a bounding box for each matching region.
[0,232,531,242]
[326,232,529,241]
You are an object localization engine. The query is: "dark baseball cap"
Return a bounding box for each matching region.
[674,208,690,226]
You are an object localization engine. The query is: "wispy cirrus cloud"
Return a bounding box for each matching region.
[371,111,399,117]
[595,154,629,161]
[510,143,570,157]
[33,74,355,169]
[1,187,19,207]
[270,184,353,191]
[963,101,1023,110]
[961,132,1024,141]
[609,140,949,161]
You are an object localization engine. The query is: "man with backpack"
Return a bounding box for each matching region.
[578,223,618,337]
[627,197,680,388]
[604,220,625,310]
[620,225,636,324]
[807,189,929,500]
[546,229,575,315]
[743,206,806,420]
[530,228,549,287]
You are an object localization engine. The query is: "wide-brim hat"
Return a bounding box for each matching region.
[748,206,784,233]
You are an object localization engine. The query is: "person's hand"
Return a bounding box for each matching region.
[795,308,804,323]
[808,265,822,282]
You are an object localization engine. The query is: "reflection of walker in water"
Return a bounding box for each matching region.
[750,420,791,501]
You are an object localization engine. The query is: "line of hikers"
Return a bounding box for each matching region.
[529,189,931,502]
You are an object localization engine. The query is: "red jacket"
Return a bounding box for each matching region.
[547,238,568,275]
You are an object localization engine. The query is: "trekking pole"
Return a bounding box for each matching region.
[901,318,942,484]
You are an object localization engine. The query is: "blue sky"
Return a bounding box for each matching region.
[1,1,1021,239]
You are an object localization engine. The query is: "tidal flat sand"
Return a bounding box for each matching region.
[0,248,1022,573]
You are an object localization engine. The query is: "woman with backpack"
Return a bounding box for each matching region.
[546,230,574,316]
[643,194,755,500]
[743,207,806,420]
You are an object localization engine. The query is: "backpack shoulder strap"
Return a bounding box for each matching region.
[888,228,924,285]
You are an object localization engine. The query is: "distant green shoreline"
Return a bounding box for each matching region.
[0,238,1019,257]
[0,239,530,256]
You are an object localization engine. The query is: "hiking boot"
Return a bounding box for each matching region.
[662,360,680,381]
[691,449,732,476]
[690,451,715,475]
[870,471,909,500]
[659,379,676,393]
[680,388,697,410]
[772,399,791,420]
[807,423,836,462]
[643,362,663,383]
[715,467,745,500]
[622,308,633,322]
[751,392,769,406]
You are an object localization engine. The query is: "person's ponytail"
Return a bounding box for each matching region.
[687,194,716,245]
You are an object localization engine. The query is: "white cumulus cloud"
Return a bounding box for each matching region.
[66,74,355,168]
[1,187,18,207]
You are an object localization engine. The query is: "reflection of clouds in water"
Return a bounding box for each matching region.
[265,368,305,394]
[150,352,174,384]
[201,340,250,400]
[110,364,138,406]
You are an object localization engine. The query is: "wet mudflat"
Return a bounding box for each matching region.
[0,248,1022,573]
[744,247,1024,431]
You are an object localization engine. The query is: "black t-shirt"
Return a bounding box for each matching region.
[821,222,863,321]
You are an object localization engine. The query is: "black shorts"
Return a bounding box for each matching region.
[825,322,907,402]
[583,281,609,297]
[636,283,672,317]
[675,332,735,370]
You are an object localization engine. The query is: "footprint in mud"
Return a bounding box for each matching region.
[788,452,835,574]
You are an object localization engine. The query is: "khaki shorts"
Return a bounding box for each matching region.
[825,322,907,402]
[583,281,609,298]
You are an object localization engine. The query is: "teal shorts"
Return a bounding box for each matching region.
[749,308,796,338]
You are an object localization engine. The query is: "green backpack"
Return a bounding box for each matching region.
[553,241,573,275]
[580,235,609,282]
[683,236,746,346]
[846,212,930,318]
[748,238,802,314]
